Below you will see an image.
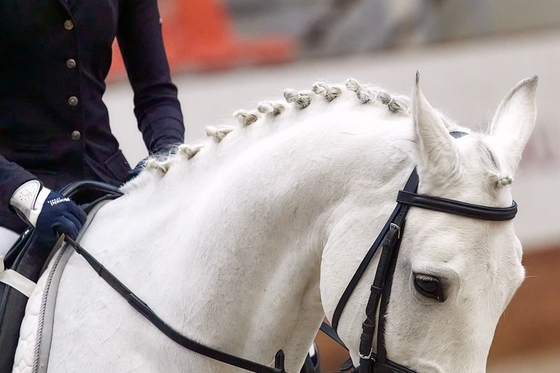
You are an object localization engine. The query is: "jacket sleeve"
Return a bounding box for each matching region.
[116,0,185,154]
[0,155,36,211]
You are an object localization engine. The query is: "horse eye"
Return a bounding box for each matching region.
[413,273,445,302]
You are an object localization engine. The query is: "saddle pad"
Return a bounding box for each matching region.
[0,233,60,373]
[11,199,109,373]
[11,246,67,373]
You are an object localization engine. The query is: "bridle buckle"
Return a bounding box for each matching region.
[390,223,401,239]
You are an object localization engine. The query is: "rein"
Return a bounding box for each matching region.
[63,236,287,373]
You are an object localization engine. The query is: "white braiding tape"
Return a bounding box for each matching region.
[0,255,36,297]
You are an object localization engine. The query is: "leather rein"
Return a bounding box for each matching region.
[64,235,288,373]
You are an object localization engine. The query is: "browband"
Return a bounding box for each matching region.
[396,191,517,221]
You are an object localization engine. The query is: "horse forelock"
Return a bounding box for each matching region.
[476,139,514,189]
[452,133,517,200]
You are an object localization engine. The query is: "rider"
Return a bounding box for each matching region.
[0,0,185,253]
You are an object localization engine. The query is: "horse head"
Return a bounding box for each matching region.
[324,75,537,373]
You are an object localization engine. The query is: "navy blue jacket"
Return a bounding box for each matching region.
[0,0,185,232]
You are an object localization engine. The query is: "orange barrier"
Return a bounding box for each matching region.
[108,0,296,81]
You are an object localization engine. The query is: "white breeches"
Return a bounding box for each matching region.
[0,226,19,256]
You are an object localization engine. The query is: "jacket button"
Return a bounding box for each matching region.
[71,131,81,141]
[68,96,79,106]
[64,20,74,30]
[66,59,77,69]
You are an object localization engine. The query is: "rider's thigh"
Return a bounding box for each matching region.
[0,226,19,256]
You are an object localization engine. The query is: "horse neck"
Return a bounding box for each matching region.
[110,106,415,370]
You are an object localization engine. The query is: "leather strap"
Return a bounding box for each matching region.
[64,236,286,373]
[331,170,419,332]
[359,203,409,370]
[319,322,347,349]
[396,191,517,221]
[0,256,35,297]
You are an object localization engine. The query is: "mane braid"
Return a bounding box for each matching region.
[123,79,435,194]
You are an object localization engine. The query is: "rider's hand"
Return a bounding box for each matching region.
[9,180,86,241]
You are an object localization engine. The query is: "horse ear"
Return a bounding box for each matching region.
[413,72,460,183]
[489,76,538,175]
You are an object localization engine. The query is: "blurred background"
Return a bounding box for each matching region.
[105,0,560,371]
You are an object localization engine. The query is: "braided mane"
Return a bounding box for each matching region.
[122,78,450,193]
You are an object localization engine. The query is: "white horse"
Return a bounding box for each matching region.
[13,75,537,373]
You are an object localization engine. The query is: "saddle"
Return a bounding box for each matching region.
[0,181,121,373]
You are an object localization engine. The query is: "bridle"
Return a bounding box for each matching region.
[328,132,518,373]
[62,134,518,373]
